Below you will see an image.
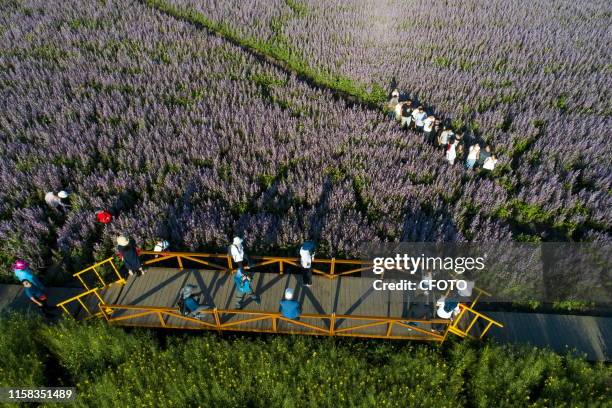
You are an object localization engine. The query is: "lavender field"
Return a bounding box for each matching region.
[0,0,610,276]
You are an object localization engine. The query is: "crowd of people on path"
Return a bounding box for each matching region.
[387,89,498,171]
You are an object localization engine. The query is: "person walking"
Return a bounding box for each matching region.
[465,144,481,170]
[44,191,69,212]
[438,126,454,149]
[230,236,251,278]
[412,106,427,132]
[280,288,301,320]
[446,140,459,165]
[21,279,56,318]
[116,235,145,276]
[483,155,498,171]
[423,115,436,144]
[299,241,315,287]
[12,259,44,289]
[233,268,260,309]
[400,101,413,129]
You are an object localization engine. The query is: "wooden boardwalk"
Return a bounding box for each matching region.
[86,267,448,340]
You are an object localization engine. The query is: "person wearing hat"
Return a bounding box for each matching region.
[387,89,400,119]
[12,259,43,289]
[280,288,301,320]
[21,279,56,318]
[44,190,69,212]
[116,235,144,277]
[233,267,260,309]
[299,241,315,287]
[178,284,211,318]
[230,236,251,278]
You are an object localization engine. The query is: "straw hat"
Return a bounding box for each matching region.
[232,236,243,246]
[58,190,69,199]
[116,235,129,246]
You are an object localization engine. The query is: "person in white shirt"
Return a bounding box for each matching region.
[412,106,427,131]
[465,144,481,170]
[299,241,315,287]
[230,236,250,276]
[44,191,69,212]
[446,140,458,165]
[423,115,436,143]
[438,126,454,148]
[400,101,413,129]
[482,155,498,171]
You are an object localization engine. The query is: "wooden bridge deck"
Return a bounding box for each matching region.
[87,267,447,340]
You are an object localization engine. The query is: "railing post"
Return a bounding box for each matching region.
[177,256,183,270]
[330,313,336,336]
[330,258,335,276]
[77,275,89,291]
[227,255,233,271]
[272,316,277,332]
[92,266,105,287]
[279,260,283,275]
[213,308,221,329]
[386,321,394,337]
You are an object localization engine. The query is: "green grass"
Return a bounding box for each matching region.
[0,314,609,407]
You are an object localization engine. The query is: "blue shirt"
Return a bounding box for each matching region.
[233,271,253,294]
[280,299,301,319]
[24,285,45,301]
[184,297,199,312]
[14,269,44,289]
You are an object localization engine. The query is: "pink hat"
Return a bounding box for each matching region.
[13,259,29,270]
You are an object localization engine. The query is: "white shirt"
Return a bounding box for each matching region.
[446,143,457,161]
[44,192,62,208]
[439,130,453,145]
[423,117,435,132]
[394,103,403,120]
[483,157,497,170]
[231,244,244,263]
[300,248,313,268]
[467,146,480,160]
[412,110,426,126]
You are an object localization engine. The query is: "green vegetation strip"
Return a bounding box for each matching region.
[142,0,387,108]
[1,313,609,406]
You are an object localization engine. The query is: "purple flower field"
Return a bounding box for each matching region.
[0,0,609,275]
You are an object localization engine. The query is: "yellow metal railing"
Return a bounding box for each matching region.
[443,288,503,340]
[99,304,450,341]
[73,257,125,290]
[140,251,373,279]
[56,250,503,342]
[56,287,106,319]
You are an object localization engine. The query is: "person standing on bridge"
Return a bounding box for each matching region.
[21,279,56,318]
[299,241,315,287]
[116,235,145,277]
[230,236,252,278]
[280,288,301,320]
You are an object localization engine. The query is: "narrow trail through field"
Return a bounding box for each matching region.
[139,0,609,242]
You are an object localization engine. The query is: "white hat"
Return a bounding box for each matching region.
[116,235,129,246]
[181,284,196,299]
[154,240,169,252]
[284,288,294,300]
[58,190,68,199]
[232,236,243,246]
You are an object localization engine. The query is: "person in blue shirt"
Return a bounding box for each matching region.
[280,288,301,320]
[178,284,211,319]
[22,280,56,318]
[233,269,260,309]
[12,259,43,288]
